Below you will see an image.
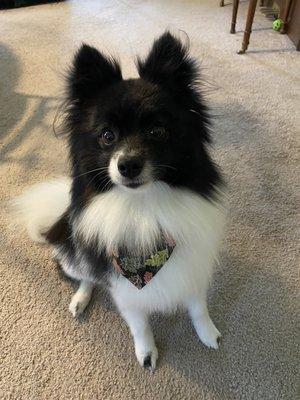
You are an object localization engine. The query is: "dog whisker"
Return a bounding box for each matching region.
[87,169,109,187]
[73,167,108,180]
[155,164,177,171]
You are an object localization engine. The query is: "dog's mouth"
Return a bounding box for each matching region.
[125,181,143,189]
[109,154,153,190]
[122,179,147,189]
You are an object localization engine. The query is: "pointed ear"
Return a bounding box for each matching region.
[137,32,198,91]
[68,44,122,102]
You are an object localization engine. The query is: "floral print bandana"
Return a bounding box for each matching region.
[110,233,176,289]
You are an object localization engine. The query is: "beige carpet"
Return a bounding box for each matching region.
[1,1,299,399]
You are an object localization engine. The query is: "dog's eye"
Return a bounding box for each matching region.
[146,127,167,140]
[100,128,118,146]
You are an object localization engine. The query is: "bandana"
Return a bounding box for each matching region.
[110,233,176,289]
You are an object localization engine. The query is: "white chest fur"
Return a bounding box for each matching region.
[76,182,226,312]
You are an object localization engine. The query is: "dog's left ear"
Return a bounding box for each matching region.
[137,32,198,92]
[68,44,122,102]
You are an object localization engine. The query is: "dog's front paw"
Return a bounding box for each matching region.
[196,321,221,350]
[135,344,158,373]
[69,292,90,317]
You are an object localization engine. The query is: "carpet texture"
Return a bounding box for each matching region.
[0,1,299,399]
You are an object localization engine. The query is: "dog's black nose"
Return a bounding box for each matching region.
[118,156,144,179]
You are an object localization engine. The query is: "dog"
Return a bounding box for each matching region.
[14,32,226,372]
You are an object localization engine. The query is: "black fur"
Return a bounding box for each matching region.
[65,32,221,204]
[68,44,122,103]
[49,32,222,282]
[137,32,199,94]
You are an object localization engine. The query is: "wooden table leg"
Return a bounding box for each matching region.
[220,0,225,7]
[280,0,293,34]
[238,0,258,54]
[230,0,240,33]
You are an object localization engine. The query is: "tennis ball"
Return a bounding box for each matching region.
[273,19,283,31]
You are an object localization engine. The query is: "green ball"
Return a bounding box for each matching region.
[273,19,283,31]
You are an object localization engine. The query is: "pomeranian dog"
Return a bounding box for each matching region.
[14,32,226,372]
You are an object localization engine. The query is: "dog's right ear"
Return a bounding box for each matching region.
[68,44,122,102]
[137,32,198,93]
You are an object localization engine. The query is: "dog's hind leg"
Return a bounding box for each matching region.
[69,281,94,317]
[187,296,221,350]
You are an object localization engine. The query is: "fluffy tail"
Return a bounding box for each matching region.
[12,178,72,243]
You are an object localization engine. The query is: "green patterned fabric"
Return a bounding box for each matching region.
[111,234,176,289]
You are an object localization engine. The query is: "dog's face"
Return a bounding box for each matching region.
[76,78,179,190]
[67,33,218,197]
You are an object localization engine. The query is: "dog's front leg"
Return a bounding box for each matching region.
[69,280,94,317]
[187,296,221,349]
[119,307,158,372]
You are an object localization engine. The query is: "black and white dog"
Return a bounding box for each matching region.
[15,32,226,371]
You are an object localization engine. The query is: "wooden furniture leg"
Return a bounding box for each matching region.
[280,0,293,34]
[230,0,240,33]
[220,0,225,7]
[238,0,258,54]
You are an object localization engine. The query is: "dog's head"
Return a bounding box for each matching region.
[66,32,219,196]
